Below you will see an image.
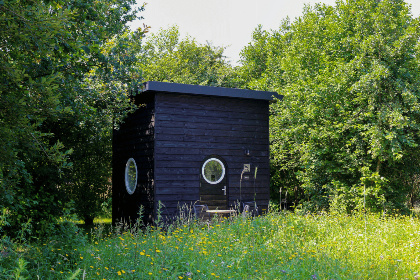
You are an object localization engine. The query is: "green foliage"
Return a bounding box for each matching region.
[0,0,144,234]
[2,212,420,279]
[239,0,420,212]
[138,26,239,87]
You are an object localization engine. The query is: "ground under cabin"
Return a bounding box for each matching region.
[112,81,281,224]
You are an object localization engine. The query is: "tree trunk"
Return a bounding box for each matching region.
[84,216,94,226]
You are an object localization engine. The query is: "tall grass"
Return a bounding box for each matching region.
[1,210,420,279]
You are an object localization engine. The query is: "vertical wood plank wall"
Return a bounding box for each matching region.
[153,92,270,219]
[112,100,155,225]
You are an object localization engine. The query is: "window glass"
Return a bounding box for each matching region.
[202,158,225,184]
[125,158,137,195]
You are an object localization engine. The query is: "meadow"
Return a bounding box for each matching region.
[2,210,420,280]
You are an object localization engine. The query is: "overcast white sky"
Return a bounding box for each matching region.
[130,0,420,65]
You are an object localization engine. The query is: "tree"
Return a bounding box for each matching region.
[138,26,239,87]
[239,0,420,213]
[0,0,144,233]
[55,30,145,225]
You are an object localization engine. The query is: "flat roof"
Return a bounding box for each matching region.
[139,81,282,101]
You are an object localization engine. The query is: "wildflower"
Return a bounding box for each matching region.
[311,274,318,279]
[186,272,192,276]
[117,271,121,276]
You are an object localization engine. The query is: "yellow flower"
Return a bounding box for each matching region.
[117,271,121,276]
[148,272,152,275]
[178,277,183,279]
[80,257,83,260]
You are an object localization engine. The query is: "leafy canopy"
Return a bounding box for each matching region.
[138,26,239,87]
[0,0,144,233]
[239,0,420,212]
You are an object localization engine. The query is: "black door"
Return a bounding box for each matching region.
[199,156,228,210]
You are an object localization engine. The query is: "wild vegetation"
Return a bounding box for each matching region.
[1,0,144,234]
[2,209,420,279]
[238,0,420,213]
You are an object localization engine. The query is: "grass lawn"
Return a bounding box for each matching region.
[3,211,420,279]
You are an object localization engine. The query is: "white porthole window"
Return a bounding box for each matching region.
[125,158,138,195]
[202,158,225,184]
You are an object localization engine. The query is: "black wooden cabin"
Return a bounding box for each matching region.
[112,81,280,224]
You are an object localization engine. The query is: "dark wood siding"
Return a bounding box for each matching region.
[112,99,155,225]
[153,92,270,218]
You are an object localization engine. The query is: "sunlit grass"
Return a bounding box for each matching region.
[4,211,420,279]
[70,217,112,225]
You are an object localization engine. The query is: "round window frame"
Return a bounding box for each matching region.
[125,158,138,195]
[201,157,226,185]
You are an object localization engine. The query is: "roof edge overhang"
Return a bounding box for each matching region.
[138,81,282,102]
